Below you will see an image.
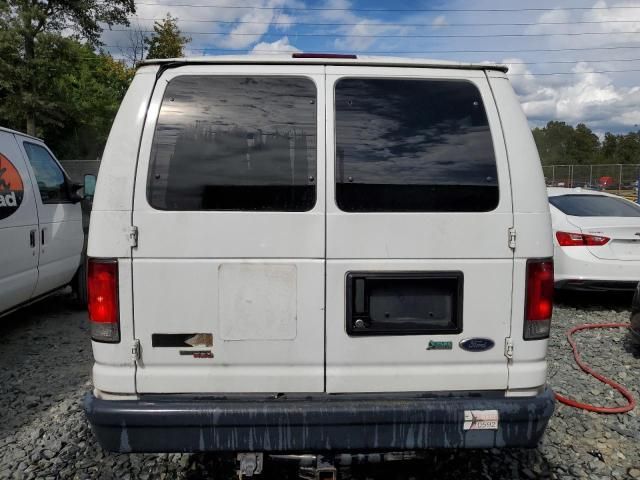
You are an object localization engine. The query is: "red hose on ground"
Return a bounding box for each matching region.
[554,322,636,414]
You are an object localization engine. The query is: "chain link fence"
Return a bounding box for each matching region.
[59,159,101,182]
[542,164,640,202]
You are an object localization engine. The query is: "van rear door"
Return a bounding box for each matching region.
[131,65,325,393]
[324,67,514,392]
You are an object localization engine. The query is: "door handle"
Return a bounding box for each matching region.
[29,229,36,248]
[41,227,45,246]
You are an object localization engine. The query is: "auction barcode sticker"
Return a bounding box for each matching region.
[463,410,499,430]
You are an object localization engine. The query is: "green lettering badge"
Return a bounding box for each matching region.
[427,340,453,350]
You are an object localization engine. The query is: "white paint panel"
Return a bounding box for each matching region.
[219,263,297,341]
[87,210,134,258]
[92,364,136,395]
[133,259,324,393]
[92,66,159,212]
[325,259,512,393]
[0,226,38,312]
[0,131,38,312]
[487,76,549,215]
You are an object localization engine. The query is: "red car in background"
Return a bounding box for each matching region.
[598,176,616,189]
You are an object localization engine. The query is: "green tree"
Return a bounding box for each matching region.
[601,132,618,162]
[0,0,135,135]
[532,121,576,165]
[568,123,600,165]
[0,32,134,158]
[614,132,640,164]
[533,122,640,166]
[50,43,135,158]
[145,14,191,59]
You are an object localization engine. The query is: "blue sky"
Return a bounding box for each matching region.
[100,0,640,134]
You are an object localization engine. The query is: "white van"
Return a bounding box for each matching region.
[84,55,555,457]
[0,127,86,316]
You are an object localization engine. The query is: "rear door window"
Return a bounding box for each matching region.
[550,194,640,217]
[148,76,317,211]
[335,78,498,212]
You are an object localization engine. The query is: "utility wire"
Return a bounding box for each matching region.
[108,29,640,38]
[130,18,640,27]
[508,68,640,75]
[130,3,640,12]
[103,44,640,55]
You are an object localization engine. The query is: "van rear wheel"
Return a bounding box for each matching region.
[73,257,88,307]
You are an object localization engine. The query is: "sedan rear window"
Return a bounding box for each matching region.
[335,78,499,212]
[549,194,640,217]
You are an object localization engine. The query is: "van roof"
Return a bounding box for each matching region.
[0,125,42,142]
[140,55,509,73]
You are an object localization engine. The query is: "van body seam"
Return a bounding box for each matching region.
[484,71,516,389]
[129,67,164,393]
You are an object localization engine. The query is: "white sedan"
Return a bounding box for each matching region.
[548,187,640,291]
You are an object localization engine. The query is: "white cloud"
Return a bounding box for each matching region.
[506,58,640,132]
[431,16,448,27]
[100,0,304,56]
[251,36,300,54]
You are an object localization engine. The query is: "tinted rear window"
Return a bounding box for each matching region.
[147,76,317,211]
[335,78,498,212]
[549,194,640,217]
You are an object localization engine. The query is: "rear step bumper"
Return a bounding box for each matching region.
[84,388,554,453]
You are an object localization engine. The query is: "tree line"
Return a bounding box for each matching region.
[0,0,189,159]
[532,121,640,166]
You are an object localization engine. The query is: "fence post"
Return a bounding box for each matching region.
[619,164,623,194]
[570,165,574,188]
[589,165,593,187]
[552,165,555,185]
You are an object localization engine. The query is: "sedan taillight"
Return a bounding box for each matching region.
[88,258,120,343]
[556,231,610,246]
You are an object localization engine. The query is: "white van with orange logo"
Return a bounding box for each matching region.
[84,55,555,459]
[0,127,85,315]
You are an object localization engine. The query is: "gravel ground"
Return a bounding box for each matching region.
[0,291,639,480]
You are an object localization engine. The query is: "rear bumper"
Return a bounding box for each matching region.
[555,279,639,291]
[84,388,555,453]
[554,246,640,290]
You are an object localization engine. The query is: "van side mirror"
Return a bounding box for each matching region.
[69,183,83,203]
[84,174,97,198]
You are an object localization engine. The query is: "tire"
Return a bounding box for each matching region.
[73,256,88,307]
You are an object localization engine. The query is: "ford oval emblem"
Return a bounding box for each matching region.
[459,338,495,352]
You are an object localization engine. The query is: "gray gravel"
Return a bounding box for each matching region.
[0,291,639,479]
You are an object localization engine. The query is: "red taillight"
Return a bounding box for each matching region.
[524,259,554,340]
[88,258,120,343]
[556,231,610,247]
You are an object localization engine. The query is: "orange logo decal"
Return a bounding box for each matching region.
[0,152,24,219]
